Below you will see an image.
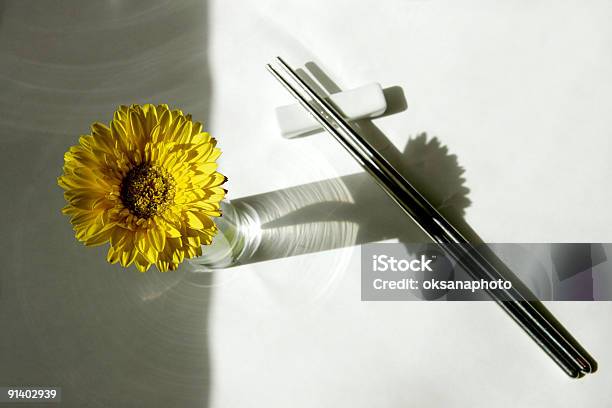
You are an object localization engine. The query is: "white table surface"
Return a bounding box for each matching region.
[1,1,611,407]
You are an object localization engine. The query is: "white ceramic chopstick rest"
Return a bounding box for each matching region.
[275,82,387,139]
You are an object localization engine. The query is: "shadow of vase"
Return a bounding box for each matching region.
[188,131,472,270]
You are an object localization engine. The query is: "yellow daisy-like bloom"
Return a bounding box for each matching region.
[58,104,227,272]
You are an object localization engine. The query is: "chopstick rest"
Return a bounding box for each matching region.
[275,82,386,138]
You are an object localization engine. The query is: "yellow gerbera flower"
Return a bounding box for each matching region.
[58,104,227,272]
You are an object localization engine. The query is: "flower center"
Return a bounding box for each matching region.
[120,164,176,218]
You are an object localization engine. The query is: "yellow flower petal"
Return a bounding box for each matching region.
[58,104,227,272]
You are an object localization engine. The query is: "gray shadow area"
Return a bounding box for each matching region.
[0,1,213,407]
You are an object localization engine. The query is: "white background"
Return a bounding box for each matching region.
[210,1,612,406]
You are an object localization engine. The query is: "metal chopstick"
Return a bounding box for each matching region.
[266,56,596,378]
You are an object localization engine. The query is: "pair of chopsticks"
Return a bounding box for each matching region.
[266,56,597,378]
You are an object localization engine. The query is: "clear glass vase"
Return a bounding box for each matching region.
[186,200,262,272]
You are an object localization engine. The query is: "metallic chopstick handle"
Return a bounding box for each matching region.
[267,57,596,377]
